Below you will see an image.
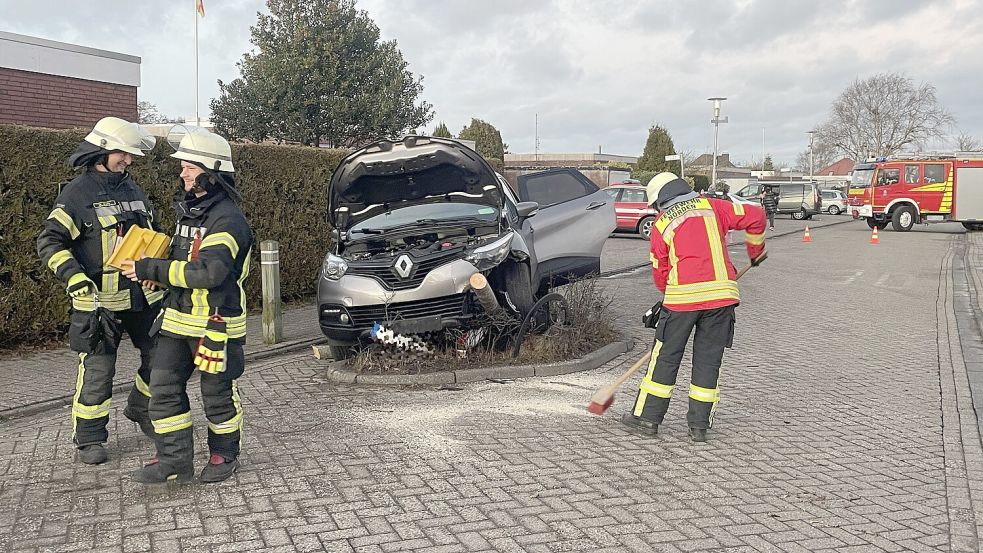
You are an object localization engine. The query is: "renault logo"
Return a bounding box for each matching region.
[393,254,414,279]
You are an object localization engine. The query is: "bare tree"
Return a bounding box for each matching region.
[955,131,982,151]
[818,72,954,159]
[794,140,840,174]
[137,101,168,124]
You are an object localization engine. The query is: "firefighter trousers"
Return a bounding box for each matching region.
[631,305,736,429]
[71,307,158,447]
[148,335,244,473]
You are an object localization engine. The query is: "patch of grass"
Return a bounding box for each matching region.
[349,277,617,374]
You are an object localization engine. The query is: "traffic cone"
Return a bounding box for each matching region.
[802,226,812,243]
[870,226,880,245]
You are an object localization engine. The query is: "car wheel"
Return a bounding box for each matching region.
[638,216,655,240]
[891,205,916,232]
[791,209,807,220]
[502,262,535,316]
[329,345,353,360]
[829,205,841,215]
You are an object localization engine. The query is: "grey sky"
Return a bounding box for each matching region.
[3,0,982,165]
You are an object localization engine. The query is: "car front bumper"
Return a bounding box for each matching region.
[317,258,480,345]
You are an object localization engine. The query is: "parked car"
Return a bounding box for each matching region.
[605,182,658,239]
[820,189,848,215]
[735,182,822,220]
[318,136,616,359]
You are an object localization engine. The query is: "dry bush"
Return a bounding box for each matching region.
[349,276,616,374]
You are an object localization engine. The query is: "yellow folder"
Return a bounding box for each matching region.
[106,226,172,271]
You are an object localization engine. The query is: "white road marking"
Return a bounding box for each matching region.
[845,270,864,284]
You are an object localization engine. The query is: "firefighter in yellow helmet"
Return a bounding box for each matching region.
[122,126,253,483]
[36,116,163,465]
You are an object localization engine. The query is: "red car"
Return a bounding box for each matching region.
[605,181,658,239]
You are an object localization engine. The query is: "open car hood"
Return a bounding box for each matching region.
[328,136,503,230]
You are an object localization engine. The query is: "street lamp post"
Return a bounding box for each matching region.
[807,130,817,181]
[708,97,728,189]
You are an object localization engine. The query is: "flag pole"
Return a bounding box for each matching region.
[194,0,199,125]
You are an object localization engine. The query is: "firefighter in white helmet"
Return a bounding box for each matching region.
[623,172,767,442]
[122,126,253,483]
[36,117,163,465]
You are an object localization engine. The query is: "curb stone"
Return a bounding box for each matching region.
[0,336,326,422]
[320,338,634,386]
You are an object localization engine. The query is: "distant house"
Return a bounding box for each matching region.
[817,158,855,176]
[0,31,140,129]
[687,153,752,190]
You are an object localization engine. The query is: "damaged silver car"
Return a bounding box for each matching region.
[318,136,615,359]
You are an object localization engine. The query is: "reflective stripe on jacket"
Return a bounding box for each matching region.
[650,197,766,311]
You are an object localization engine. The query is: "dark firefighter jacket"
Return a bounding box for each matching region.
[134,188,253,340]
[37,170,164,312]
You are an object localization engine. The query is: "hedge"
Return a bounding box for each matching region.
[0,124,348,348]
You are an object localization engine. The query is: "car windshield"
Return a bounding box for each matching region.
[351,202,499,233]
[851,169,874,189]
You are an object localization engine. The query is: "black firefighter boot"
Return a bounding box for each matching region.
[77,444,108,465]
[688,427,708,442]
[620,413,659,437]
[130,458,193,484]
[199,454,240,483]
[132,428,194,484]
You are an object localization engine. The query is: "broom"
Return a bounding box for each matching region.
[586,250,767,416]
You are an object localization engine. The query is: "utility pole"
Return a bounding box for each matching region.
[534,113,540,162]
[761,127,765,169]
[807,130,816,181]
[708,97,728,188]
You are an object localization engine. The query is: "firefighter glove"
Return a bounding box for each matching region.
[194,314,228,374]
[751,250,768,267]
[642,301,663,329]
[66,273,96,298]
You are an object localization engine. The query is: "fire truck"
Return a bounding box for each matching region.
[848,153,983,232]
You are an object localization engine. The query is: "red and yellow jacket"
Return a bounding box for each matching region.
[650,197,766,311]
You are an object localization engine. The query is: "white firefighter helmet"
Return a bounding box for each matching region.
[645,171,679,206]
[83,117,156,156]
[166,125,235,172]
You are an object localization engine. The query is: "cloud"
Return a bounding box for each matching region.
[2,0,981,164]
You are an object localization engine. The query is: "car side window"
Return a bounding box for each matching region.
[605,188,622,201]
[924,164,945,184]
[621,188,647,203]
[518,169,598,207]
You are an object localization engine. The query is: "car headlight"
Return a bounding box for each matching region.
[321,253,349,281]
[465,232,514,271]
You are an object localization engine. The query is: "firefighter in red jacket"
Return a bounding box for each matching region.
[622,173,766,442]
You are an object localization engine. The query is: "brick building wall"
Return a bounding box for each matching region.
[0,67,137,129]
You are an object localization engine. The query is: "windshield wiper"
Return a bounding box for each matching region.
[350,228,385,234]
[413,217,489,225]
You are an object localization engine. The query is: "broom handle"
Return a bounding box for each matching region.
[610,351,652,389]
[615,254,765,385]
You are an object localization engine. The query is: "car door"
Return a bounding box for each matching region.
[618,187,650,231]
[516,168,616,284]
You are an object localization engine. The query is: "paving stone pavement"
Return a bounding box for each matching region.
[0,218,980,552]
